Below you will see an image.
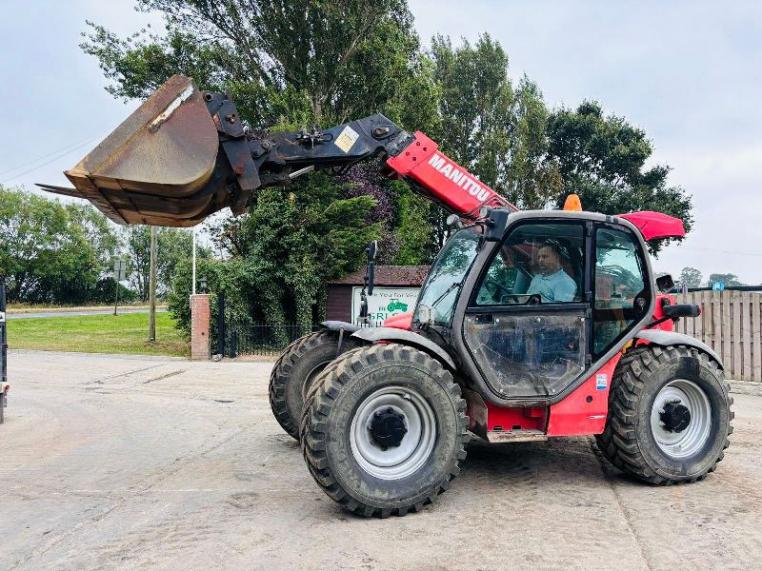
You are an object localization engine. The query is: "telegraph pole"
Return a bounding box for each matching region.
[192,228,197,295]
[148,226,157,342]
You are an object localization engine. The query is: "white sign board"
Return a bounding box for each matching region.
[113,259,128,282]
[351,287,420,325]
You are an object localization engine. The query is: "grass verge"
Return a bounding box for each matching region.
[7,312,189,357]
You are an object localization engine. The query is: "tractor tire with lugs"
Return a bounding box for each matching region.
[268,330,362,440]
[301,343,468,517]
[596,345,733,484]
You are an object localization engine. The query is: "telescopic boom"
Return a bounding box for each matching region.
[39,75,515,227]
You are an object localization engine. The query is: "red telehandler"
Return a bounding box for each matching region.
[41,76,732,517]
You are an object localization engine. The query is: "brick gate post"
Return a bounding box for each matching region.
[190,294,211,360]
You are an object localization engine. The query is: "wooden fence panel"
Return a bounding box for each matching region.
[751,293,762,381]
[685,291,695,337]
[673,290,762,381]
[732,292,742,377]
[721,293,732,369]
[742,293,752,381]
[712,292,723,357]
[692,291,703,341]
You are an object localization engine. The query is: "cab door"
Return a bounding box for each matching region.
[591,224,651,357]
[462,221,591,399]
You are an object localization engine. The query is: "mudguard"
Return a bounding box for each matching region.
[350,327,456,370]
[635,329,724,369]
[320,321,361,334]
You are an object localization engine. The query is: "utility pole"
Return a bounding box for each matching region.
[148,226,157,342]
[192,228,197,295]
[113,258,126,316]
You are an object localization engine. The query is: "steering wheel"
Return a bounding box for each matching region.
[484,278,544,306]
[484,277,514,302]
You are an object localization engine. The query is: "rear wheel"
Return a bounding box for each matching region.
[301,344,467,517]
[268,330,362,440]
[596,345,733,484]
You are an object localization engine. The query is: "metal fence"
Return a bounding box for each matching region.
[675,290,762,381]
[217,318,377,357]
[219,322,317,357]
[1,278,6,386]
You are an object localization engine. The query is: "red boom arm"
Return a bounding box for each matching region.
[386,132,517,219]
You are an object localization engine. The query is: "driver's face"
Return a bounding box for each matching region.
[537,246,560,275]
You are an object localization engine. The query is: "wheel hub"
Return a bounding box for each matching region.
[349,386,437,480]
[369,407,408,449]
[659,400,691,433]
[650,379,712,459]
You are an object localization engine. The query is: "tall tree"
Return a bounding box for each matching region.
[428,34,511,247]
[82,0,436,130]
[546,101,692,250]
[708,273,743,287]
[428,35,562,245]
[122,226,194,300]
[679,266,702,288]
[0,187,118,303]
[430,34,513,188]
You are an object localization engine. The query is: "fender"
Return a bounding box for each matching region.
[635,329,724,369]
[320,320,360,333]
[350,327,457,370]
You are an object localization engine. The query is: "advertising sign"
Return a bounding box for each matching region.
[351,287,420,325]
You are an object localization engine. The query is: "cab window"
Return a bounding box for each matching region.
[593,227,649,355]
[475,223,584,306]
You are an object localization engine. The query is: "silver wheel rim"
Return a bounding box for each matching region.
[650,379,712,458]
[349,386,437,480]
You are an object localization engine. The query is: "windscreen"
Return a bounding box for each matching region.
[414,228,481,326]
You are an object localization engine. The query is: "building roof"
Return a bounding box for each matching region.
[328,265,430,287]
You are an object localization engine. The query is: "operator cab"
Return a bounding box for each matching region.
[414,208,653,403]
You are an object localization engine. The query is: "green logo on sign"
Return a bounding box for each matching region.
[386,299,409,312]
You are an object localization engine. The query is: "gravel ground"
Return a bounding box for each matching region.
[2,350,761,570]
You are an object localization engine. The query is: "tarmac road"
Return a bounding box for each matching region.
[6,308,166,319]
[2,350,761,570]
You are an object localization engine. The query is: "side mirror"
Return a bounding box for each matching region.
[663,303,701,319]
[484,208,510,242]
[656,274,675,293]
[446,213,463,230]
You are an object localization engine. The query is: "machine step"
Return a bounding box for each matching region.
[487,429,547,443]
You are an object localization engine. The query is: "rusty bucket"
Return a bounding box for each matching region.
[41,75,227,227]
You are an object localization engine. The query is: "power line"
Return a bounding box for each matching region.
[0,135,101,185]
[0,136,94,177]
[676,246,762,258]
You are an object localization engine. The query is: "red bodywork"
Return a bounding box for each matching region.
[618,211,686,240]
[382,311,413,330]
[380,134,689,439]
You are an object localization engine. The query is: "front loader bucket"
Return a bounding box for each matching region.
[40,75,231,226]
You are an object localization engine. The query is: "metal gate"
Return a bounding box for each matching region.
[1,278,8,423]
[213,293,319,358]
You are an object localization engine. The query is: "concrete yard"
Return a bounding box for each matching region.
[2,350,762,570]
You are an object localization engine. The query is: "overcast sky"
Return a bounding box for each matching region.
[1,1,761,283]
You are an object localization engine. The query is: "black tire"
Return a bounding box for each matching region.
[596,345,733,484]
[268,330,362,440]
[300,343,468,518]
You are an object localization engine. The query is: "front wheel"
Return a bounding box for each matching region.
[596,345,733,484]
[301,344,467,517]
[268,330,362,440]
